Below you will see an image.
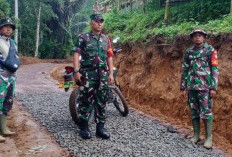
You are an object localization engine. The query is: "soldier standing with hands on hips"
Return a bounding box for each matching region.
[72,13,114,140]
[180,29,219,149]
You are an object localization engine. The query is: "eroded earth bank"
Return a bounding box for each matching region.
[113,34,232,155]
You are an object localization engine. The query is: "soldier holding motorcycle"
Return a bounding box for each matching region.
[72,13,114,139]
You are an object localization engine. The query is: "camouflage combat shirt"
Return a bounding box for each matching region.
[180,42,219,91]
[73,31,113,70]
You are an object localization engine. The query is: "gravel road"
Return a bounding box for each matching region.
[15,63,225,157]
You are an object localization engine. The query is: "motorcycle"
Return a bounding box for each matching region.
[59,37,129,126]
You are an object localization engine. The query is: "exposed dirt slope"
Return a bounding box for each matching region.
[113,34,232,155]
[20,56,73,65]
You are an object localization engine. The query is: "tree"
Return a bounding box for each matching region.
[16,0,56,57]
[0,0,10,18]
[164,0,169,23]
[8,0,88,58]
[143,0,147,13]
[46,0,86,58]
[130,0,133,11]
[14,0,18,44]
[231,0,232,14]
[35,2,41,57]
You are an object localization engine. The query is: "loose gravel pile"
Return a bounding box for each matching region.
[16,91,224,157]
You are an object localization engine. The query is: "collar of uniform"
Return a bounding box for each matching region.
[89,31,102,40]
[203,42,208,48]
[0,34,10,41]
[193,42,208,50]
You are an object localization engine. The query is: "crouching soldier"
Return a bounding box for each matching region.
[180,29,219,149]
[0,17,20,142]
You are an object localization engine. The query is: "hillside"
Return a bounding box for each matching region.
[104,0,231,42]
[113,33,232,154]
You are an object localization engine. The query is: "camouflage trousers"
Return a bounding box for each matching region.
[188,90,213,120]
[79,70,109,123]
[0,71,16,116]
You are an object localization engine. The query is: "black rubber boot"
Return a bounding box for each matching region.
[96,122,110,139]
[79,120,91,139]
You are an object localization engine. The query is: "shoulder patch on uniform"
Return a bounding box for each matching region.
[211,49,218,66]
[80,33,89,42]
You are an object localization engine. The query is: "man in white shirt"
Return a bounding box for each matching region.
[0,17,18,143]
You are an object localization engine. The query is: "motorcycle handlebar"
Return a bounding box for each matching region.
[113,47,122,54]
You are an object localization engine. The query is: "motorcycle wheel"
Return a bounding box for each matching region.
[69,87,81,126]
[111,86,129,117]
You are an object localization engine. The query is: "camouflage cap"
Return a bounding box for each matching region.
[190,29,207,38]
[0,18,15,30]
[90,13,104,22]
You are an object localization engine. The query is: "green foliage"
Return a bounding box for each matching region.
[168,0,230,24]
[0,0,10,18]
[16,0,57,57]
[202,15,232,33]
[104,0,232,43]
[5,0,232,58]
[38,38,57,59]
[6,0,88,59]
[42,0,87,59]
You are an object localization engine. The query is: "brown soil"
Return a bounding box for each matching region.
[112,34,232,156]
[0,100,70,157]
[20,56,73,65]
[0,58,72,157]
[50,63,72,83]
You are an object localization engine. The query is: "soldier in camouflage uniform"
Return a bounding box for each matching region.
[180,29,219,149]
[0,18,18,143]
[73,13,114,139]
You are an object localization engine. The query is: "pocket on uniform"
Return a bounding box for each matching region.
[86,45,95,56]
[102,43,108,54]
[0,73,9,82]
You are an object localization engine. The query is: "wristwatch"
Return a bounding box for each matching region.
[73,69,79,74]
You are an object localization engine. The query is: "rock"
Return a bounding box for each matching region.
[16,92,224,157]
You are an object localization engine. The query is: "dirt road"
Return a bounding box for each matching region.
[1,62,229,157]
[0,63,71,157]
[113,34,232,156]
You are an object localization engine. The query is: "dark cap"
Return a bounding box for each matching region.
[190,29,207,38]
[0,18,15,30]
[90,13,104,22]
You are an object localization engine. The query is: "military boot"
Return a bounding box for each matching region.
[0,135,5,143]
[0,114,15,136]
[79,120,91,139]
[190,118,200,143]
[96,122,110,139]
[204,119,213,149]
